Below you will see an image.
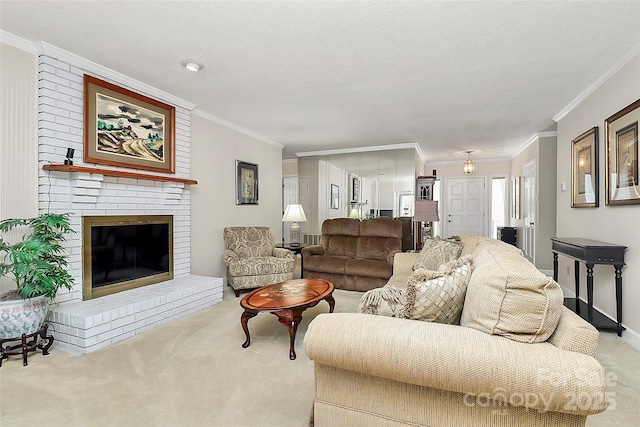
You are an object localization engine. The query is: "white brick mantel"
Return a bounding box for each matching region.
[38,55,222,353]
[49,275,222,354]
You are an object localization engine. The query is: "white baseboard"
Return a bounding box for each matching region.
[621,327,640,351]
[539,268,554,277]
[559,284,575,298]
[558,284,640,351]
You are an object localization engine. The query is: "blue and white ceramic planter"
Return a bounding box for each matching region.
[0,295,49,339]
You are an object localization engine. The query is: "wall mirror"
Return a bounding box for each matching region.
[298,148,417,235]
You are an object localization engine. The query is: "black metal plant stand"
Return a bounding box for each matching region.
[0,324,54,367]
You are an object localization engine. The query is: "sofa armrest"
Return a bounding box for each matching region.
[272,247,295,259]
[304,313,608,416]
[302,244,324,257]
[392,252,419,275]
[548,306,600,358]
[222,249,238,266]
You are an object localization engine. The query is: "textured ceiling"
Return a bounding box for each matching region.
[2,1,640,162]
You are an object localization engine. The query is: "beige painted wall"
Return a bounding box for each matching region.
[556,53,640,339]
[426,160,511,180]
[282,159,298,176]
[0,43,38,220]
[0,42,39,295]
[509,135,558,270]
[190,114,284,279]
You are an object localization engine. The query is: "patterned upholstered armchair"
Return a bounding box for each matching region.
[223,227,296,297]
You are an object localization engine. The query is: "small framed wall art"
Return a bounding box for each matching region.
[605,98,640,205]
[236,160,259,205]
[330,184,339,209]
[571,126,599,208]
[351,176,360,202]
[84,75,176,173]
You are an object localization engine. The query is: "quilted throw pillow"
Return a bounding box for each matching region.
[401,255,474,324]
[358,286,406,318]
[413,236,463,271]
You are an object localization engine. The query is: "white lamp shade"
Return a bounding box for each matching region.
[282,204,307,222]
[348,207,363,219]
[414,200,439,222]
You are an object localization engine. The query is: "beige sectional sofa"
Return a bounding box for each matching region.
[304,235,608,427]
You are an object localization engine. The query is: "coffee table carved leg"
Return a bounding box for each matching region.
[325,294,335,313]
[240,310,258,349]
[275,309,303,360]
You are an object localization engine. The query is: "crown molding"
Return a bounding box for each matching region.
[553,40,640,122]
[511,131,557,159]
[296,142,423,159]
[424,157,511,166]
[0,30,38,54]
[191,108,284,149]
[39,41,195,110]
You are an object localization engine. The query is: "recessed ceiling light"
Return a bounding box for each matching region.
[181,59,204,73]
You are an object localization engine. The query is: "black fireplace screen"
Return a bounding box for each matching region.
[91,223,170,288]
[83,215,173,300]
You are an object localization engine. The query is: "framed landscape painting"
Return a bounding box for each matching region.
[571,127,598,208]
[236,160,259,205]
[84,75,176,173]
[605,98,640,205]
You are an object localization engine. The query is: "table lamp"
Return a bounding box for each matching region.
[348,207,363,219]
[282,204,307,247]
[414,200,439,248]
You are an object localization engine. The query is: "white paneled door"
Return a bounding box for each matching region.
[445,177,485,237]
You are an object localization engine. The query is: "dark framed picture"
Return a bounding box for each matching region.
[331,184,339,209]
[605,98,640,205]
[84,75,175,173]
[236,160,258,205]
[571,127,599,208]
[351,177,360,202]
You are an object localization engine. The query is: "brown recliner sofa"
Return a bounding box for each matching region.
[301,217,402,291]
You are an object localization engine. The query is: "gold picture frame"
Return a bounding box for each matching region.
[605,98,640,205]
[571,127,599,208]
[84,75,176,173]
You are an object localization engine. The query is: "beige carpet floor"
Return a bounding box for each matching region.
[1,282,639,426]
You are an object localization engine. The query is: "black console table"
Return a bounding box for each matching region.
[551,237,627,336]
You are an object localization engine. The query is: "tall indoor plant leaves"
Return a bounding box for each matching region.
[0,213,75,300]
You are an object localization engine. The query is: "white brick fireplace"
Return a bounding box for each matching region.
[38,54,222,354]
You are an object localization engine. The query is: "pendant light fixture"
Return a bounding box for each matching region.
[463,151,475,174]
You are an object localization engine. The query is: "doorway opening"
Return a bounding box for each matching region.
[490,176,507,239]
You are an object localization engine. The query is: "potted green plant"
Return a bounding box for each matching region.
[0,213,75,339]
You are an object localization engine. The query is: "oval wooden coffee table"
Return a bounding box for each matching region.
[240,278,335,360]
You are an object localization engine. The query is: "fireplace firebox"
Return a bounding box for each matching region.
[83,215,173,300]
